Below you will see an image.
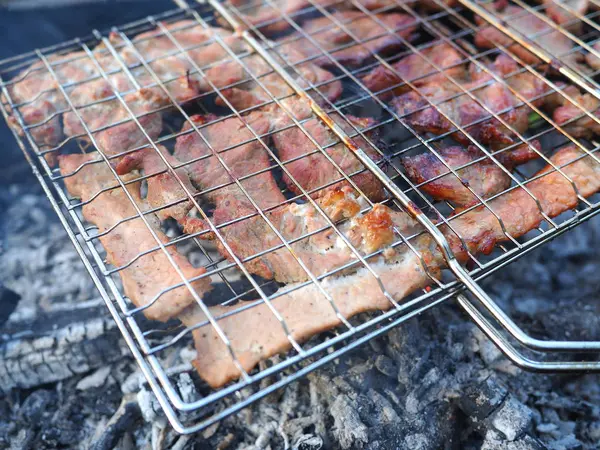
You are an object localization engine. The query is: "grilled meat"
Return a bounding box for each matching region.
[543,0,588,33]
[391,54,547,145]
[553,86,600,138]
[59,153,211,322]
[62,73,168,159]
[474,4,586,71]
[277,11,417,67]
[174,111,386,284]
[5,50,118,164]
[401,140,541,208]
[360,42,466,97]
[585,41,600,70]
[204,47,342,111]
[184,144,600,387]
[272,98,385,201]
[115,145,197,223]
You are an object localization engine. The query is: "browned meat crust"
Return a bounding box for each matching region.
[115,145,197,223]
[272,98,385,201]
[552,86,600,139]
[361,42,467,98]
[173,111,384,284]
[391,54,547,145]
[474,4,586,70]
[277,11,417,67]
[59,153,211,322]
[182,144,600,387]
[401,140,541,207]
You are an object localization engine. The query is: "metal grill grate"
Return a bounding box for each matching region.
[2,0,600,433]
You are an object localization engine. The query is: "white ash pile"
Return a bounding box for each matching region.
[1,179,599,450]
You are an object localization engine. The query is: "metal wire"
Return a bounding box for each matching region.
[3,0,600,433]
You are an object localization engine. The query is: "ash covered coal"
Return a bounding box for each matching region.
[1,176,600,449]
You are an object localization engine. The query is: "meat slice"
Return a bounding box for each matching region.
[553,86,600,138]
[173,110,385,283]
[5,50,116,163]
[62,72,168,160]
[115,145,197,223]
[272,98,385,201]
[391,54,547,145]
[360,42,467,97]
[277,11,417,67]
[543,0,588,33]
[59,153,211,322]
[203,46,342,111]
[221,0,409,35]
[474,4,586,71]
[401,140,541,208]
[183,144,600,387]
[585,41,600,71]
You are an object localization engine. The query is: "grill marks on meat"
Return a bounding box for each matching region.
[474,4,586,71]
[172,112,384,284]
[391,54,547,146]
[173,112,300,281]
[401,140,541,208]
[272,98,385,201]
[277,11,417,67]
[184,144,600,387]
[59,153,211,322]
[361,42,466,98]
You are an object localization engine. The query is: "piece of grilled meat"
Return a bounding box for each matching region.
[277,10,417,67]
[391,54,548,145]
[401,140,541,208]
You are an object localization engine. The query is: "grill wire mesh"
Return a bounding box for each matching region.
[2,0,600,433]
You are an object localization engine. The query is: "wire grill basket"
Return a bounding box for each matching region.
[2,0,600,433]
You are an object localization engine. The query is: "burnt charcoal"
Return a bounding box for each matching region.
[488,396,534,441]
[90,395,141,450]
[374,355,397,379]
[0,282,20,327]
[19,389,56,424]
[459,377,509,421]
[294,434,324,450]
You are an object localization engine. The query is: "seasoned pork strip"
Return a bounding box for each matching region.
[183,144,600,387]
[59,153,211,322]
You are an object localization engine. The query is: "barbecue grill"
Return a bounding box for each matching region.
[2,0,600,434]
